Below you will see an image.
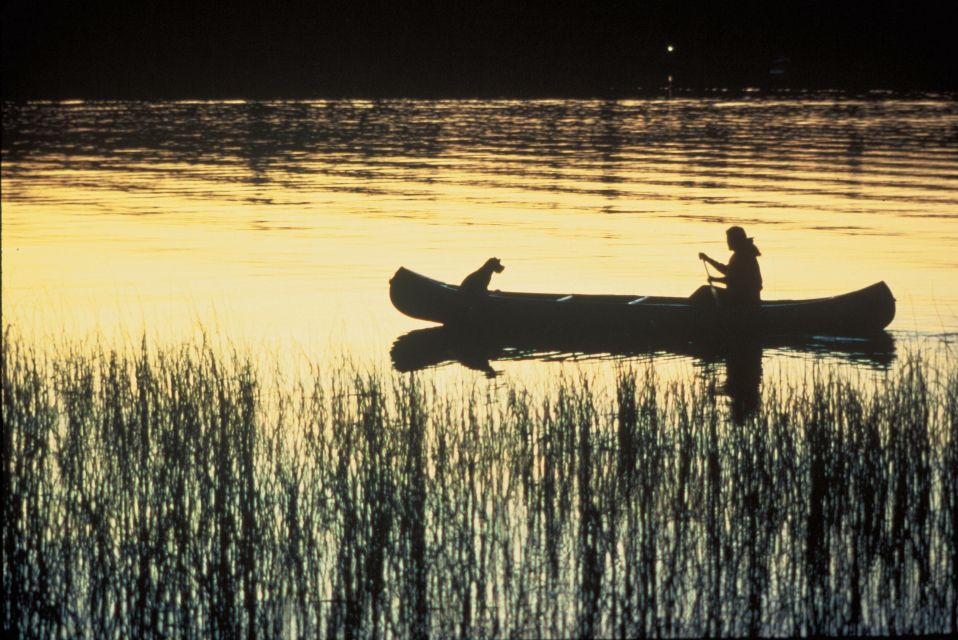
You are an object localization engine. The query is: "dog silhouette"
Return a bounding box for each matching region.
[459,257,505,294]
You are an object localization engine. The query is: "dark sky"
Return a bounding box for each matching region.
[3,0,955,98]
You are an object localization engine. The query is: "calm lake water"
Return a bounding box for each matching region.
[3,98,958,368]
[3,97,958,637]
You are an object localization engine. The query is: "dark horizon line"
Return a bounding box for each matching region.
[5,86,956,103]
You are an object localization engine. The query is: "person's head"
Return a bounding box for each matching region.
[726,226,752,252]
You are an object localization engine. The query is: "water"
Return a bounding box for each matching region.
[3,97,958,637]
[4,98,957,367]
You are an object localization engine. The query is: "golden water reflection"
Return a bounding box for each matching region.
[3,99,957,366]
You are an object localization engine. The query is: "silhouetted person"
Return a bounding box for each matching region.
[459,257,504,294]
[699,226,762,304]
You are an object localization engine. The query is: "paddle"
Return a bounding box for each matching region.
[701,258,723,302]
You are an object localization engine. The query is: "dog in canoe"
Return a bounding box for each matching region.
[460,258,504,294]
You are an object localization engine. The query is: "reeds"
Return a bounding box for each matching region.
[3,328,956,637]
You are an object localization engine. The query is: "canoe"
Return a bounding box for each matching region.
[389,267,896,337]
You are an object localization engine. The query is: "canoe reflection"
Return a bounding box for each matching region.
[390,327,896,420]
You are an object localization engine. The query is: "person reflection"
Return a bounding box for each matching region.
[723,341,763,423]
[698,226,763,305]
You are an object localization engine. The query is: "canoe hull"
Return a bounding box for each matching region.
[389,268,895,338]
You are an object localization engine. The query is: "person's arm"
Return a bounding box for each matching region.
[698,253,728,274]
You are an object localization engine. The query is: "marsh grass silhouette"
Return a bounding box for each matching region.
[3,328,956,637]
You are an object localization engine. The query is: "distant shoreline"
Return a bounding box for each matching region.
[4,88,958,103]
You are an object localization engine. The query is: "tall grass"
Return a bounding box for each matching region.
[3,329,956,637]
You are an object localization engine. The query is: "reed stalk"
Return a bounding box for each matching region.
[3,329,955,637]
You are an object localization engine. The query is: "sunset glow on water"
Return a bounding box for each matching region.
[4,98,956,368]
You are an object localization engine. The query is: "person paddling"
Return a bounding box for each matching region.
[698,226,763,304]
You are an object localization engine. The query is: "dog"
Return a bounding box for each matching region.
[459,257,505,294]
